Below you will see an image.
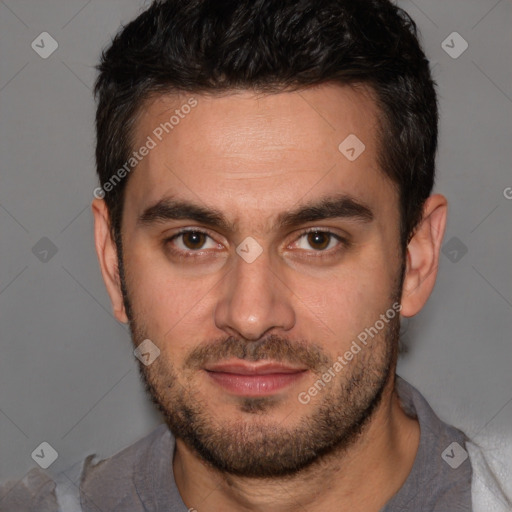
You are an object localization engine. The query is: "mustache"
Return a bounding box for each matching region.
[184,334,331,372]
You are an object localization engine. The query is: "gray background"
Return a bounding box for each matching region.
[1,0,511,499]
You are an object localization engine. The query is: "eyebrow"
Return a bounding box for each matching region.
[137,194,374,232]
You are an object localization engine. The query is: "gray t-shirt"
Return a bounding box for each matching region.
[380,377,472,511]
[79,376,472,511]
[0,376,473,511]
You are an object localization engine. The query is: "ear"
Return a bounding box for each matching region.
[400,194,448,317]
[91,199,129,324]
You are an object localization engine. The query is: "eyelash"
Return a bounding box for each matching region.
[163,228,350,259]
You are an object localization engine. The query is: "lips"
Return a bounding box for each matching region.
[204,361,308,396]
[205,361,307,374]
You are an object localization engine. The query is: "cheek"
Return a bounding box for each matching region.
[124,244,220,338]
[284,251,396,349]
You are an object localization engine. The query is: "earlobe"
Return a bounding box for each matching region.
[400,194,448,317]
[91,199,129,324]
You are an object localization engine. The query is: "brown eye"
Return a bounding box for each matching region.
[182,231,207,250]
[293,230,344,253]
[306,231,331,250]
[165,229,223,259]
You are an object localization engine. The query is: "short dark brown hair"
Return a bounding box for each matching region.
[95,0,438,251]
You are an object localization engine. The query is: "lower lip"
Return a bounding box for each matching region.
[206,371,307,396]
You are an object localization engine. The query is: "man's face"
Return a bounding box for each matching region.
[117,84,404,476]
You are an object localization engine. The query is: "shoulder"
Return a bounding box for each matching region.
[467,437,512,512]
[81,423,170,481]
[0,466,60,512]
[78,423,171,511]
[392,376,512,512]
[0,424,173,512]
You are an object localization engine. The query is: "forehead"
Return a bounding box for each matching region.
[124,83,396,230]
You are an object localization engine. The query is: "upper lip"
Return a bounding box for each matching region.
[204,361,308,375]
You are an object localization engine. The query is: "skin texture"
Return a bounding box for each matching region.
[93,83,447,512]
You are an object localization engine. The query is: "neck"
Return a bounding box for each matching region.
[173,375,420,512]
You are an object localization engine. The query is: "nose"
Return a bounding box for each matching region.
[214,247,296,341]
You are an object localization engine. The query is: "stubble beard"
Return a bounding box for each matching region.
[129,314,399,478]
[117,238,403,478]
